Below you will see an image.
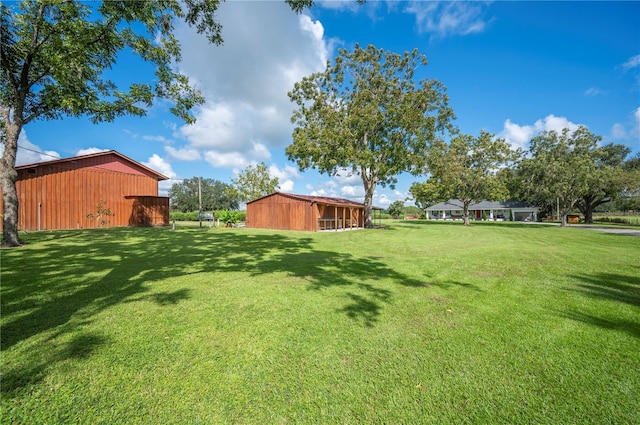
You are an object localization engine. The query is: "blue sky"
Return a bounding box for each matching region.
[15,1,640,207]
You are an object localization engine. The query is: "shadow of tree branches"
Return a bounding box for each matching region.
[1,226,436,395]
[567,272,640,308]
[560,271,640,339]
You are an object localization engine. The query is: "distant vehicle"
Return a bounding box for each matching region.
[198,212,214,220]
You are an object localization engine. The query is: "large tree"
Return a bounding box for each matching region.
[576,143,632,223]
[286,43,455,228]
[0,0,311,247]
[230,162,280,203]
[387,200,405,219]
[514,126,600,227]
[168,177,239,213]
[411,131,519,225]
[615,153,640,211]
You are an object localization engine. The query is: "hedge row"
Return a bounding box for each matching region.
[169,211,247,222]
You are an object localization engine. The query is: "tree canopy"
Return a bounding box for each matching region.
[511,126,600,227]
[387,200,405,219]
[287,43,454,228]
[575,143,632,223]
[411,131,519,225]
[0,0,311,246]
[230,162,280,203]
[168,177,239,213]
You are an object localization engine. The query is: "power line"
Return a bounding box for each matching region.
[16,144,64,160]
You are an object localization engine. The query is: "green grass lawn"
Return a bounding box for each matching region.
[2,221,639,424]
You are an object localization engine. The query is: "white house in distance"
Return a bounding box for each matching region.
[426,200,539,222]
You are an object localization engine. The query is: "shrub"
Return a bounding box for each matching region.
[169,211,199,221]
[216,210,240,227]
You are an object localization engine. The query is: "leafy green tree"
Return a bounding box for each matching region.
[615,152,640,211]
[230,162,279,203]
[387,200,405,219]
[169,178,239,213]
[514,126,600,227]
[0,0,312,246]
[412,131,519,226]
[216,210,241,227]
[287,43,455,228]
[576,143,632,223]
[409,179,442,214]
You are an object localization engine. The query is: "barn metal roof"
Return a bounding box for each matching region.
[15,150,169,180]
[248,192,382,209]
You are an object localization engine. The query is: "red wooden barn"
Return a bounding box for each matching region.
[246,192,378,231]
[0,150,169,231]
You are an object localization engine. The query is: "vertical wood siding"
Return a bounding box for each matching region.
[1,165,168,231]
[246,193,317,231]
[246,193,366,232]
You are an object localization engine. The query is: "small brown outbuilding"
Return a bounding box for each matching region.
[246,192,377,232]
[0,150,169,231]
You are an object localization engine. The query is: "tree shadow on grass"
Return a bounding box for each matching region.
[566,272,640,308]
[1,331,109,394]
[558,310,640,339]
[245,249,428,327]
[559,271,640,339]
[0,226,439,396]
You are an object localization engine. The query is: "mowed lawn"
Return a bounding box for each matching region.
[1,221,639,424]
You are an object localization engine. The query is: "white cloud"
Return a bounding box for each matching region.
[375,193,391,207]
[3,130,62,165]
[621,55,640,71]
[535,115,580,134]
[279,179,295,193]
[204,150,247,169]
[405,1,492,38]
[165,146,201,161]
[500,115,582,150]
[632,106,640,141]
[143,154,177,179]
[143,154,178,196]
[250,142,272,162]
[341,185,363,197]
[143,135,172,143]
[609,107,640,144]
[268,164,299,181]
[584,87,606,96]
[500,119,535,151]
[611,123,627,139]
[76,147,109,156]
[174,1,329,170]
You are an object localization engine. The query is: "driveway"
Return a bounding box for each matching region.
[570,224,640,237]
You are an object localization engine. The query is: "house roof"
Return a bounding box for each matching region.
[425,199,538,211]
[15,150,169,181]
[248,192,382,209]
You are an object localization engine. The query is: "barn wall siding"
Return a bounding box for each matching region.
[1,165,168,231]
[246,192,368,232]
[246,193,317,231]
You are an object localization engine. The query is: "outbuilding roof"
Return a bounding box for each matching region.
[248,192,382,209]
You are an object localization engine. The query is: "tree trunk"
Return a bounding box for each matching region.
[1,120,22,247]
[561,214,568,227]
[583,205,595,224]
[362,176,375,229]
[463,204,470,226]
